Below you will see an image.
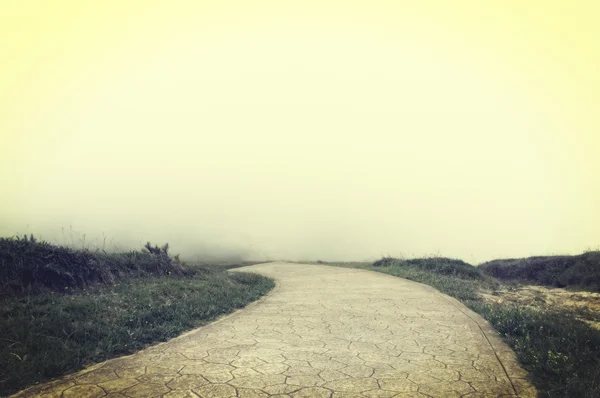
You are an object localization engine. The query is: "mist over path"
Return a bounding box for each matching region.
[14,262,535,397]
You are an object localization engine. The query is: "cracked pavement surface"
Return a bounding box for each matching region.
[13,262,536,398]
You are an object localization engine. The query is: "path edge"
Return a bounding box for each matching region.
[339,266,537,397]
[9,267,280,398]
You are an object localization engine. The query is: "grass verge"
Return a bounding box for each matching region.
[0,236,274,396]
[320,259,600,398]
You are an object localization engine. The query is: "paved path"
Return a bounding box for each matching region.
[14,262,536,398]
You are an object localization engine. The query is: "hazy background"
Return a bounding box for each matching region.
[1,1,598,263]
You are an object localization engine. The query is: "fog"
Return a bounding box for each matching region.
[2,1,599,264]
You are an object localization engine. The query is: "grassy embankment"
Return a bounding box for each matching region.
[321,254,600,398]
[0,235,273,397]
[480,251,600,292]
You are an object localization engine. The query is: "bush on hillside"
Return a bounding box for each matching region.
[479,251,600,291]
[0,235,187,294]
[373,256,483,279]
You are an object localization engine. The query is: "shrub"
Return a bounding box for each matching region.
[479,251,600,291]
[373,256,484,279]
[0,236,187,295]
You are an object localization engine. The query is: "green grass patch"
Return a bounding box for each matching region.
[0,236,274,396]
[0,270,274,396]
[468,302,600,397]
[325,258,600,398]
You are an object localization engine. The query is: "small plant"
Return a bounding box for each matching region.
[372,256,397,267]
[144,242,170,256]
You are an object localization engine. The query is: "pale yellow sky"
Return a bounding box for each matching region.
[1,1,598,262]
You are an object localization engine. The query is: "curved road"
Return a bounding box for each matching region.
[14,262,536,398]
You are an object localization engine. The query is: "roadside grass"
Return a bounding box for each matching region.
[373,256,484,280]
[0,236,274,396]
[319,259,497,301]
[320,258,600,398]
[468,301,600,397]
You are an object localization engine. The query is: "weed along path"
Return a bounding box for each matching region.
[13,262,536,398]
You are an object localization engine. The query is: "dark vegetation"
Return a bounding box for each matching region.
[373,256,484,279]
[326,254,600,398]
[0,235,188,295]
[480,251,600,292]
[0,235,273,396]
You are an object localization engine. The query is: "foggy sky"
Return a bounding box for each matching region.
[1,1,599,263]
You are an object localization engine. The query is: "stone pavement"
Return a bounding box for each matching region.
[13,262,536,398]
